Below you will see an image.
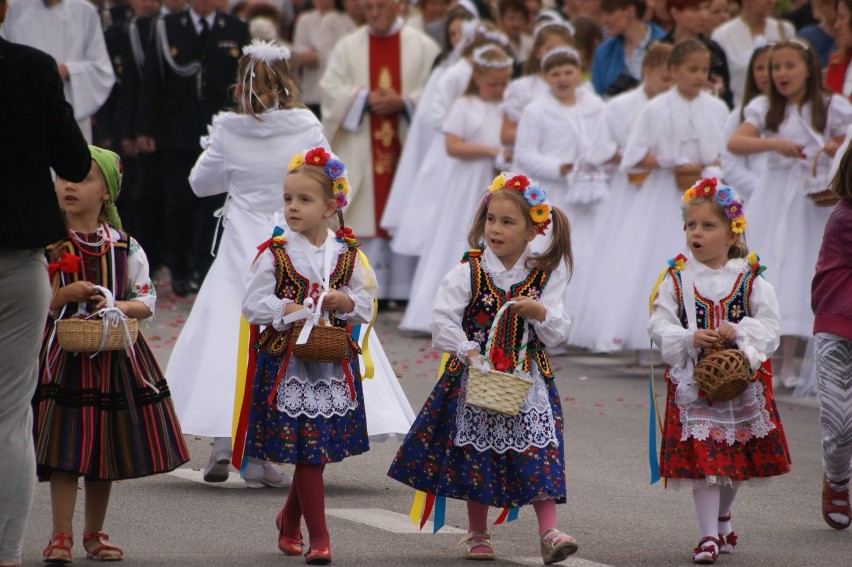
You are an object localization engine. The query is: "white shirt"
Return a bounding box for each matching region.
[189,8,216,35]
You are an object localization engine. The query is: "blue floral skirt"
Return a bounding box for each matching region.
[244,353,369,464]
[387,368,566,508]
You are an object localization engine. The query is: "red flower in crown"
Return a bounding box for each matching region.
[535,218,551,235]
[304,147,330,167]
[505,175,530,191]
[694,177,717,198]
[490,348,511,372]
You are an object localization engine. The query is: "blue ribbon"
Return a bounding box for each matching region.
[507,507,519,522]
[648,371,661,484]
[432,496,446,533]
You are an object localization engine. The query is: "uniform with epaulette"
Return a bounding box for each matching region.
[138,8,248,295]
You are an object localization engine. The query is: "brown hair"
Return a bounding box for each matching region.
[572,17,603,73]
[600,0,647,18]
[439,5,476,61]
[523,22,574,75]
[682,197,749,259]
[287,165,346,232]
[467,189,574,275]
[668,37,709,68]
[642,41,673,70]
[461,21,511,58]
[738,44,772,122]
[765,40,828,133]
[830,140,852,200]
[541,48,581,73]
[232,55,302,119]
[464,45,513,95]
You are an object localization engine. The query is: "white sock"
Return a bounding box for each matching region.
[718,486,738,535]
[693,485,721,552]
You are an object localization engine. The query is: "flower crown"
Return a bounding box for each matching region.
[242,38,292,63]
[288,147,350,211]
[533,19,575,40]
[472,45,512,69]
[487,172,552,235]
[541,46,581,68]
[681,177,747,234]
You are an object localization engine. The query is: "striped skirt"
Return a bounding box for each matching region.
[33,334,189,481]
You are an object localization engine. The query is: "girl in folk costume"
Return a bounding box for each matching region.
[513,46,606,341]
[401,45,514,333]
[500,19,575,149]
[728,39,852,387]
[648,181,790,564]
[573,42,674,352]
[240,148,377,564]
[392,21,512,257]
[37,147,189,563]
[720,43,771,202]
[389,174,579,565]
[590,38,729,353]
[381,5,476,237]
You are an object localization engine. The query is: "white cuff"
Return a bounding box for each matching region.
[342,90,369,132]
[456,341,482,363]
[333,285,359,320]
[272,298,295,331]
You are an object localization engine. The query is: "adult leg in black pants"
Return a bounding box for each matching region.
[162,150,200,297]
[132,151,166,274]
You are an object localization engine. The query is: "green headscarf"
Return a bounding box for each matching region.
[89,145,123,230]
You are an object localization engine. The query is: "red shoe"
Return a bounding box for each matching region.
[275,508,304,556]
[82,532,123,561]
[305,546,331,565]
[693,536,719,564]
[43,532,73,564]
[717,512,737,554]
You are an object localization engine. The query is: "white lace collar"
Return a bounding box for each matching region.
[482,246,532,278]
[287,229,345,255]
[689,256,748,277]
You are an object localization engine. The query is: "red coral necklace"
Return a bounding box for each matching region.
[67,223,112,257]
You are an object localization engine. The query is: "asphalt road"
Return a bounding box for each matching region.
[17,287,848,567]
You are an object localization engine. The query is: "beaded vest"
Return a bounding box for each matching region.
[254,240,358,356]
[444,251,554,379]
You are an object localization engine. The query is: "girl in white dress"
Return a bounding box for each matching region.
[500,19,575,149]
[720,44,771,202]
[513,46,607,340]
[575,42,674,352]
[400,45,513,333]
[591,38,730,352]
[728,39,852,384]
[381,6,475,236]
[166,41,414,488]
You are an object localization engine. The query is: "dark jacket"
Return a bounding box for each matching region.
[0,38,90,249]
[660,32,734,110]
[137,10,249,152]
[812,199,852,340]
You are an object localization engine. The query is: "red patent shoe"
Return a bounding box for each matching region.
[305,546,332,565]
[275,509,304,556]
[43,532,73,564]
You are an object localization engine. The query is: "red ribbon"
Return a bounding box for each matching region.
[48,252,81,279]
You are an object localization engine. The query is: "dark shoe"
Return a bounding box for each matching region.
[305,546,331,564]
[822,475,851,530]
[171,278,190,297]
[693,536,719,564]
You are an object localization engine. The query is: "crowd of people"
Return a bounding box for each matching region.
[3,0,852,566]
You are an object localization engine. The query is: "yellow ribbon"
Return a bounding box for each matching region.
[232,315,252,441]
[409,490,427,525]
[356,250,376,379]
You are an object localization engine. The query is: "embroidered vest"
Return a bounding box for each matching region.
[444,251,554,379]
[254,241,358,356]
[47,232,132,313]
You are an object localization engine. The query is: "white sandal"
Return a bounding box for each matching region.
[461,531,494,561]
[540,529,578,565]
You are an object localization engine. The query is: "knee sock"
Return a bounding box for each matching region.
[294,464,329,550]
[692,485,721,548]
[466,501,489,533]
[280,474,301,537]
[532,499,557,536]
[718,486,738,535]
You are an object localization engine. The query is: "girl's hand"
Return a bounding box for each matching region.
[509,296,546,322]
[693,329,720,348]
[467,349,485,369]
[772,139,806,158]
[717,322,737,342]
[61,281,100,304]
[823,139,841,159]
[321,289,355,314]
[673,163,702,173]
[559,163,573,176]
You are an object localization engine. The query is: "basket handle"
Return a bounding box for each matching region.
[483,301,530,375]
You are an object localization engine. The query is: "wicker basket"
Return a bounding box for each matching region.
[464,301,533,417]
[807,188,841,207]
[291,319,351,363]
[56,316,138,353]
[692,347,750,403]
[627,171,650,185]
[674,165,703,192]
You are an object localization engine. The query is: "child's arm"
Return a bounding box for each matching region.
[511,261,571,348]
[114,237,156,320]
[432,263,480,365]
[647,275,699,368]
[49,281,100,312]
[242,250,296,329]
[322,250,377,325]
[189,118,229,197]
[719,277,782,369]
[445,133,502,160]
[727,121,804,157]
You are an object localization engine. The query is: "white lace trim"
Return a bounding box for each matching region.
[677,380,776,446]
[276,374,358,418]
[664,475,774,491]
[454,368,558,454]
[457,341,482,362]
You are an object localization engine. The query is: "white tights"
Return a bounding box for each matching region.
[692,485,739,541]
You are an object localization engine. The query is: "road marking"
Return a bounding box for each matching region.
[506,556,612,566]
[326,508,465,534]
[168,468,246,488]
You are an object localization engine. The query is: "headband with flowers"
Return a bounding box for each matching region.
[487,172,552,235]
[472,45,512,69]
[540,46,581,69]
[681,177,747,234]
[288,147,350,211]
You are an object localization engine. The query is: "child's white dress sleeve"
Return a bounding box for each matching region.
[528,261,571,348]
[334,250,377,325]
[126,237,156,318]
[189,114,229,197]
[729,276,781,369]
[514,105,564,182]
[242,250,292,330]
[431,262,479,360]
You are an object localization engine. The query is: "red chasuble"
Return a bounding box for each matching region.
[368,31,403,238]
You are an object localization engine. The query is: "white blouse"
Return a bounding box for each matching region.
[431,246,570,361]
[242,230,377,330]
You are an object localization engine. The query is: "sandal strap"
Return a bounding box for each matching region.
[541,529,575,545]
[83,532,123,559]
[823,477,852,513]
[717,512,732,522]
[43,532,73,557]
[694,536,720,559]
[460,531,493,552]
[719,531,737,547]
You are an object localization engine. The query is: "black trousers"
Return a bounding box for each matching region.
[162,149,223,281]
[130,151,167,270]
